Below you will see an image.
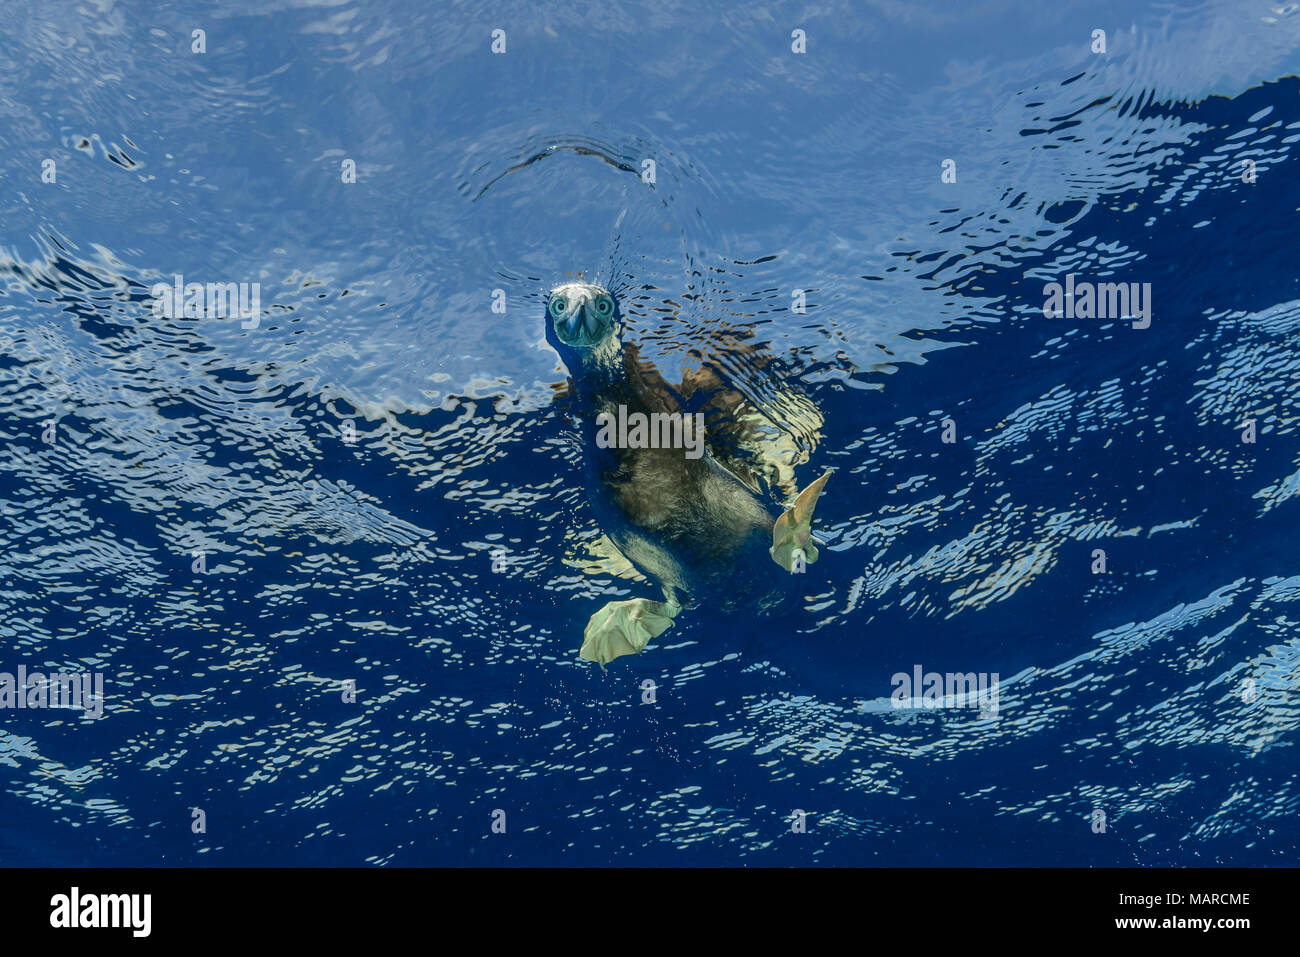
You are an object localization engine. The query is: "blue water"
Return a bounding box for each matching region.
[2,0,1299,867]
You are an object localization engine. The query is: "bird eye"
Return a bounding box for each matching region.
[595,296,613,316]
[548,297,567,318]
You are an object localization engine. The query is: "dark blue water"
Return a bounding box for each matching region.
[2,0,1298,866]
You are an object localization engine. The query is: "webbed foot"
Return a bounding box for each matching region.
[579,596,680,666]
[770,470,831,572]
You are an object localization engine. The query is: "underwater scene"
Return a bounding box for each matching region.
[1,0,1298,867]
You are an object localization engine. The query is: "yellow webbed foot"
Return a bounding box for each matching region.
[579,597,680,666]
[770,469,831,572]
